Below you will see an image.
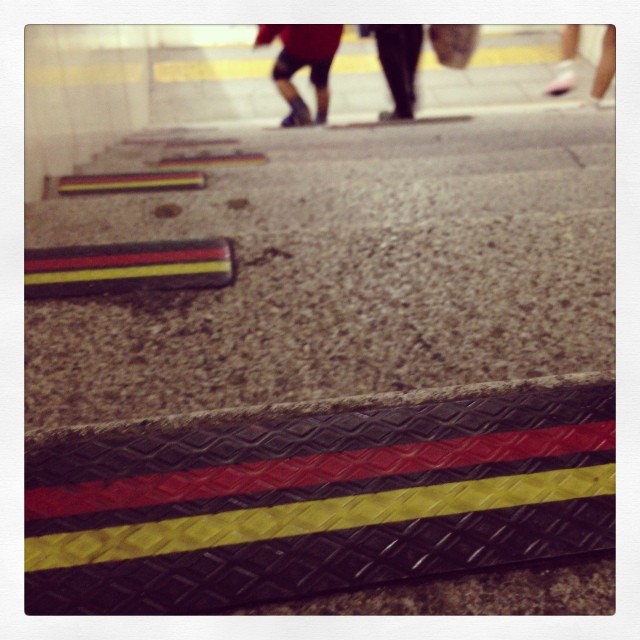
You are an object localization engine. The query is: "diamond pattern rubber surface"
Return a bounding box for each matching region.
[158,152,268,169]
[25,384,615,614]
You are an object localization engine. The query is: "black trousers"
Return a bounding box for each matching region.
[374,25,424,118]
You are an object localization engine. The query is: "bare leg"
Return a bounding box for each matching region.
[545,25,581,95]
[591,25,616,99]
[315,86,330,123]
[562,24,581,60]
[275,78,300,103]
[275,78,311,126]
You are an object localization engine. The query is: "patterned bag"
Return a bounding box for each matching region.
[428,24,480,69]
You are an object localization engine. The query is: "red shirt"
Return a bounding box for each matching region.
[255,25,343,61]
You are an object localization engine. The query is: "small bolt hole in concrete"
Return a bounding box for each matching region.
[227,198,250,210]
[153,203,183,218]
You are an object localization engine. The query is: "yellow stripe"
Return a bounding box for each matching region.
[25,463,614,572]
[25,261,232,286]
[58,177,203,192]
[154,44,559,83]
[469,45,559,67]
[24,43,560,88]
[26,62,144,87]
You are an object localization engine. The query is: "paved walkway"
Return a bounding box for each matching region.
[148,28,614,126]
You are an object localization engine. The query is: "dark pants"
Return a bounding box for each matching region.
[272,48,335,88]
[374,25,424,118]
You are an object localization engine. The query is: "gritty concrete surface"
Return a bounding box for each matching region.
[25,110,615,434]
[24,204,615,432]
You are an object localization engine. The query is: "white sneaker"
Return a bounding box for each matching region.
[544,60,577,96]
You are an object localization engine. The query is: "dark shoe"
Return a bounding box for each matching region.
[379,110,414,121]
[281,105,312,128]
[281,112,297,127]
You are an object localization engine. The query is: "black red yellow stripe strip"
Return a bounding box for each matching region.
[24,448,616,541]
[25,246,230,273]
[123,138,237,146]
[25,463,614,573]
[24,383,615,614]
[327,115,474,130]
[57,171,206,194]
[25,238,234,299]
[158,153,267,169]
[25,421,614,521]
[165,138,239,147]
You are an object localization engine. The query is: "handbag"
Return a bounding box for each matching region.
[428,24,480,69]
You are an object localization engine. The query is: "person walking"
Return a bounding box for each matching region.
[544,24,616,105]
[254,24,344,127]
[371,25,424,120]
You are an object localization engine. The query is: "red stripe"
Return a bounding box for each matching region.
[24,421,615,520]
[59,172,203,185]
[25,247,230,273]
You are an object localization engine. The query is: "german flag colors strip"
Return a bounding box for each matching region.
[57,171,206,194]
[25,260,231,285]
[24,421,615,521]
[329,115,474,130]
[25,238,234,298]
[24,463,615,572]
[24,246,231,273]
[123,138,237,146]
[158,153,267,169]
[24,384,615,613]
[165,138,239,147]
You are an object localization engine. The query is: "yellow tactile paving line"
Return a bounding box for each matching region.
[153,44,559,83]
[26,43,559,86]
[26,62,145,86]
[25,463,614,572]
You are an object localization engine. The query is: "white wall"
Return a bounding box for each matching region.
[578,24,610,66]
[25,25,151,203]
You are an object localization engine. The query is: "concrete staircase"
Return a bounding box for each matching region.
[24,106,615,614]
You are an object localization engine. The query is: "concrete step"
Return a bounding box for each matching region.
[28,163,614,244]
[24,368,615,614]
[248,109,615,160]
[75,132,615,175]
[25,205,614,433]
[85,108,614,167]
[24,104,616,614]
[75,139,614,179]
[69,111,614,204]
[35,112,614,232]
[26,108,615,433]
